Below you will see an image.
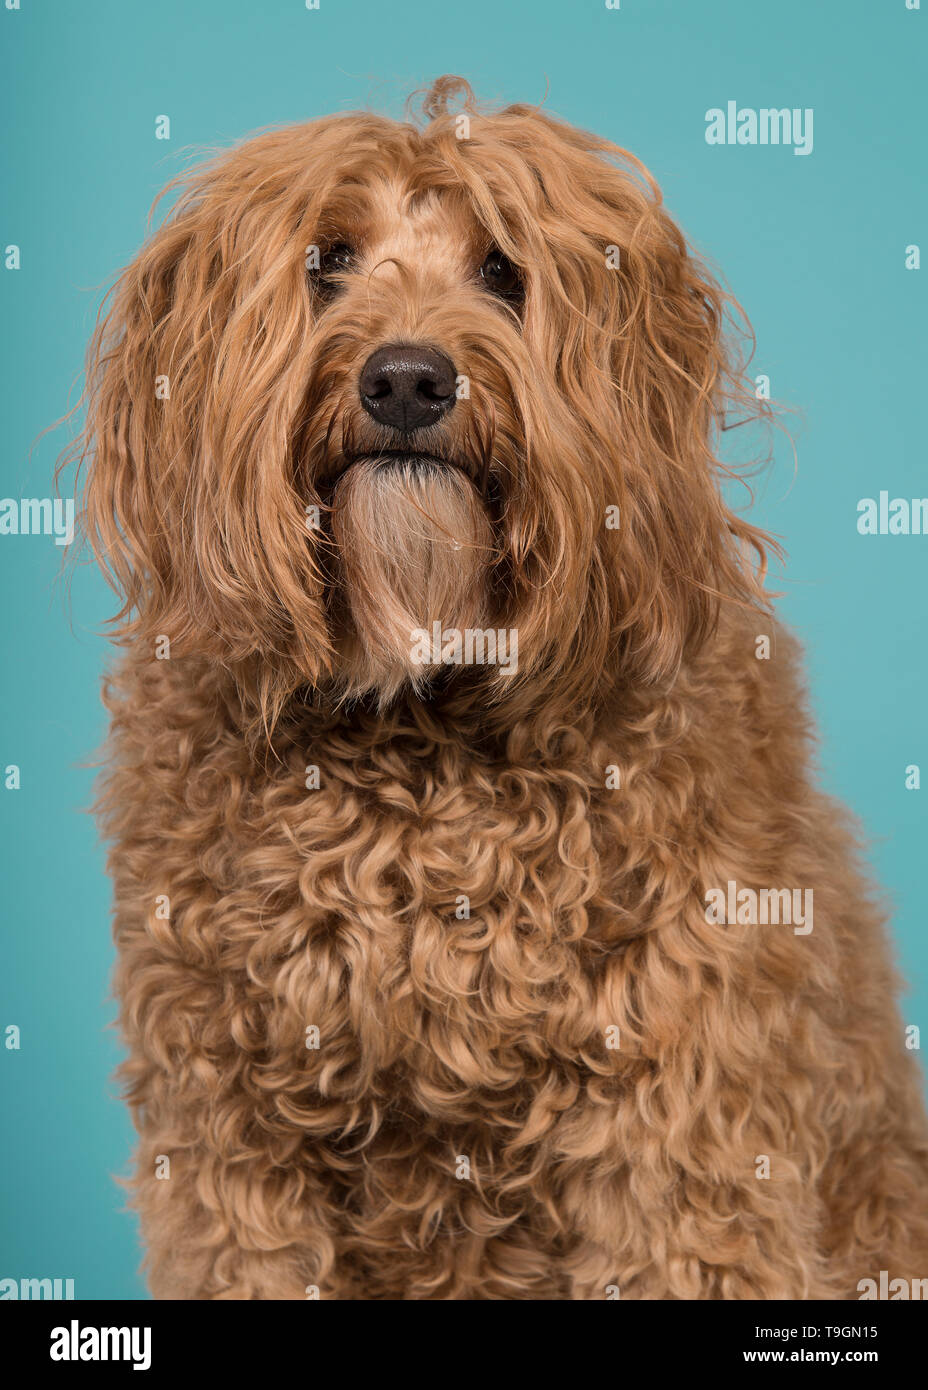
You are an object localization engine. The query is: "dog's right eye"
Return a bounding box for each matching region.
[310,243,355,297]
[321,243,354,276]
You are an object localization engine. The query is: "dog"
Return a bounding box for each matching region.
[72,75,928,1299]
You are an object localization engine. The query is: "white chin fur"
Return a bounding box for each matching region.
[330,458,493,703]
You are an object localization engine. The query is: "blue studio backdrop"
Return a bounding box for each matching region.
[1,0,925,1298]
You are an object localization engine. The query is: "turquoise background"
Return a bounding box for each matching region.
[1,0,925,1299]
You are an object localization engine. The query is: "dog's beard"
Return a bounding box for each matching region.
[329,458,494,703]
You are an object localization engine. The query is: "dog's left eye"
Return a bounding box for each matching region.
[479,248,522,302]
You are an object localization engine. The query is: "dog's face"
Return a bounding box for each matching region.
[302,173,528,704]
[78,77,769,726]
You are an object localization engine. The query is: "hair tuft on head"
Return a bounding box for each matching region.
[416,74,478,123]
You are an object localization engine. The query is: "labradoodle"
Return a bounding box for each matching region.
[71,75,928,1300]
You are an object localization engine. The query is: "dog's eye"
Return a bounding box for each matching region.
[311,243,355,297]
[479,248,522,302]
[321,243,354,275]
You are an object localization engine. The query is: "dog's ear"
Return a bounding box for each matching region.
[491,110,776,688]
[74,130,341,696]
[597,186,772,689]
[596,164,775,686]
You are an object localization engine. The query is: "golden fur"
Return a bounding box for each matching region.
[69,76,928,1298]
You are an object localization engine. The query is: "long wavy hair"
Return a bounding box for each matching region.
[65,75,776,733]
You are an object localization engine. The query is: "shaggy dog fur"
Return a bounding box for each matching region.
[71,76,928,1299]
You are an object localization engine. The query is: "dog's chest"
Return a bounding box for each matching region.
[239,735,605,1099]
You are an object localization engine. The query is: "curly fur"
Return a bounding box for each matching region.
[68,75,928,1299]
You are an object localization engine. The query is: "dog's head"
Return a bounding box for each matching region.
[76,76,772,726]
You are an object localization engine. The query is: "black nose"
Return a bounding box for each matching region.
[358,343,458,433]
